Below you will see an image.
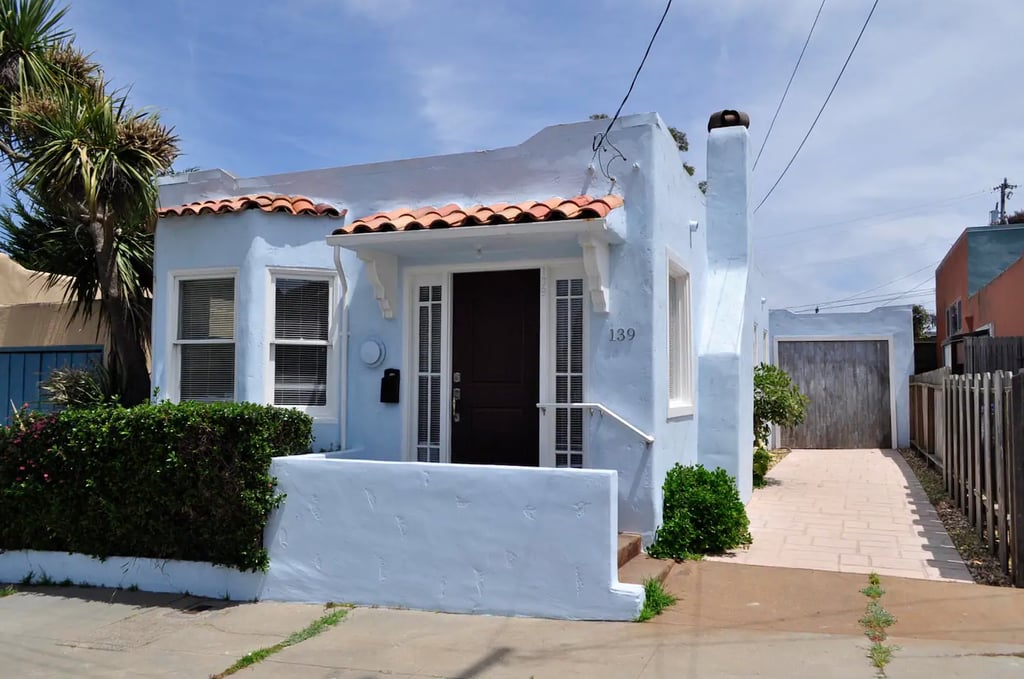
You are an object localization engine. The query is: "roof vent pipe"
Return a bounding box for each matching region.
[707,110,750,132]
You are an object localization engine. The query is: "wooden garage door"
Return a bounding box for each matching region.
[777,340,892,449]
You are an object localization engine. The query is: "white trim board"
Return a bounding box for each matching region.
[772,334,899,449]
[165,267,240,403]
[336,221,620,319]
[263,267,341,422]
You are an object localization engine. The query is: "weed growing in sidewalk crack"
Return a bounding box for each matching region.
[636,578,676,622]
[858,572,899,677]
[211,604,352,678]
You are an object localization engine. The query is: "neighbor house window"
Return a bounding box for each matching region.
[668,257,693,417]
[271,274,333,411]
[753,322,759,364]
[175,276,236,402]
[946,299,962,336]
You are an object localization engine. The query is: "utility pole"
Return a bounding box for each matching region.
[993,177,1018,224]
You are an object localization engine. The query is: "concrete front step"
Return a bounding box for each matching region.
[618,554,673,586]
[617,533,642,568]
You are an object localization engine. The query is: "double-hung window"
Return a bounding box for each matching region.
[271,273,333,413]
[947,299,962,336]
[175,276,236,402]
[667,256,693,418]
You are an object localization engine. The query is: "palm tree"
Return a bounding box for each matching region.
[0,0,177,404]
[0,184,154,364]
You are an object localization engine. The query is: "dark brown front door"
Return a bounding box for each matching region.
[451,269,540,466]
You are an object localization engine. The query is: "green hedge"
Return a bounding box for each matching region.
[0,401,312,572]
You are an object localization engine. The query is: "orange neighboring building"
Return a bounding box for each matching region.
[935,223,1024,370]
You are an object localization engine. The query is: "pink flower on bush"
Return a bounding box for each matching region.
[18,466,25,471]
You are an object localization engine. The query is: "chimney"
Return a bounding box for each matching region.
[705,110,751,264]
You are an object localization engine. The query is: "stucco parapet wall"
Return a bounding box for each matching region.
[157,114,665,215]
[0,457,643,621]
[769,306,913,330]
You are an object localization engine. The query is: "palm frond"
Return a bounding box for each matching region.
[0,186,153,349]
[0,0,72,101]
[12,84,178,222]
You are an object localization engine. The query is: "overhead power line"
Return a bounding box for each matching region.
[590,0,673,176]
[756,190,988,242]
[790,287,935,313]
[880,274,934,308]
[788,260,939,311]
[789,287,935,312]
[811,291,934,312]
[753,0,880,214]
[752,0,827,172]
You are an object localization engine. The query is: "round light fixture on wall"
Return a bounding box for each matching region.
[360,339,386,367]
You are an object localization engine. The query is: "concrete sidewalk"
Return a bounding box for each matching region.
[241,607,1023,678]
[2,561,1022,678]
[710,449,974,581]
[241,560,1024,678]
[0,586,325,678]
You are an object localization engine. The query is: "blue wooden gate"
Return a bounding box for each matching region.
[0,345,104,424]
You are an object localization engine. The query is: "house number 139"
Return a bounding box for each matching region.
[609,328,636,342]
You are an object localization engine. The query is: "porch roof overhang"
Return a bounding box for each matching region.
[326,197,625,319]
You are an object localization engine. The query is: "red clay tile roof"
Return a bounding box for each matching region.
[332,195,623,235]
[158,194,346,219]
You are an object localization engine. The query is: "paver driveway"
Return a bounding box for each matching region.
[711,449,974,582]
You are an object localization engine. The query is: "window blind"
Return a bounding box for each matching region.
[274,278,330,407]
[177,278,235,402]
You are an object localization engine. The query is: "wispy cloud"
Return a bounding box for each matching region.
[61,0,1024,312]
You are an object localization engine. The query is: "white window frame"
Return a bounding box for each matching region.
[543,263,589,469]
[946,299,962,336]
[403,271,452,464]
[265,268,338,421]
[167,268,239,403]
[667,253,693,419]
[753,321,759,364]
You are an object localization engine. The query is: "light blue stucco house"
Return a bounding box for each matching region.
[153,110,765,544]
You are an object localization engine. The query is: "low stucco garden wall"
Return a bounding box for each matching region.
[260,456,643,619]
[0,456,643,621]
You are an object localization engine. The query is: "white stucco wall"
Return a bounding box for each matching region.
[768,306,914,448]
[262,456,642,619]
[152,113,761,540]
[0,456,643,621]
[696,125,755,502]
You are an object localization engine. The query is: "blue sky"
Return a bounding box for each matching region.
[66,0,1024,313]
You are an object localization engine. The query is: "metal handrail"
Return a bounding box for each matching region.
[536,402,654,446]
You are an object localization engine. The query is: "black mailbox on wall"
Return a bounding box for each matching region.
[380,368,400,403]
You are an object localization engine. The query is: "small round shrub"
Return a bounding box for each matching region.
[752,447,772,488]
[648,464,752,560]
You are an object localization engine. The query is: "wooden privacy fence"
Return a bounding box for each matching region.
[909,367,948,467]
[911,368,1024,586]
[964,335,1024,374]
